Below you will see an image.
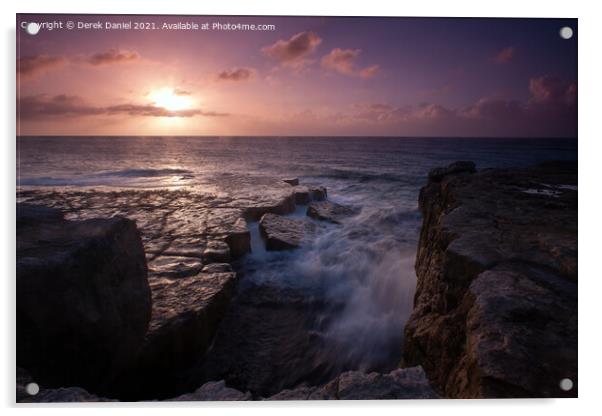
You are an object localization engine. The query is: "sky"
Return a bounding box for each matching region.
[16,14,577,137]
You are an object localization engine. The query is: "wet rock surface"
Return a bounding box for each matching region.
[16,179,299,400]
[259,213,317,250]
[306,200,355,224]
[16,204,151,393]
[403,161,577,398]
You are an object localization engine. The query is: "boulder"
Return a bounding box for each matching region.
[306,200,354,224]
[293,186,311,204]
[128,271,236,398]
[259,213,316,250]
[283,178,299,186]
[265,366,438,400]
[168,380,251,401]
[403,161,577,398]
[16,204,151,392]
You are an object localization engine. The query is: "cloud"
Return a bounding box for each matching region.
[494,46,515,64]
[528,75,577,105]
[85,49,140,66]
[17,55,66,77]
[262,32,322,68]
[321,48,379,78]
[359,64,380,79]
[173,88,192,96]
[17,94,228,120]
[321,48,360,75]
[217,68,254,82]
[344,75,576,136]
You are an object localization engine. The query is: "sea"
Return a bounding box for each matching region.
[16,136,578,395]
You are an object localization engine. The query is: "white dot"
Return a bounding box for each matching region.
[559,378,573,391]
[559,26,573,40]
[26,22,40,36]
[25,382,40,395]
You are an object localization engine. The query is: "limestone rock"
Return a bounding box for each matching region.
[403,161,577,398]
[293,186,311,204]
[168,380,251,401]
[427,160,476,182]
[128,272,236,398]
[306,200,354,224]
[16,205,151,392]
[201,263,233,273]
[309,186,327,201]
[265,366,438,400]
[202,240,231,263]
[259,213,316,250]
[224,218,251,258]
[283,178,299,186]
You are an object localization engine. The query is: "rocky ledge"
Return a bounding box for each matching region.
[16,176,351,401]
[403,161,577,398]
[18,365,438,402]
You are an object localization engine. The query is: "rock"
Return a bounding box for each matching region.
[242,193,296,221]
[264,366,438,400]
[306,200,354,224]
[336,367,439,400]
[16,206,151,392]
[427,160,476,182]
[148,255,203,279]
[283,178,299,186]
[224,218,251,258]
[168,380,251,401]
[128,271,236,398]
[293,186,311,204]
[309,186,327,201]
[265,386,317,400]
[202,240,231,263]
[403,161,577,398]
[259,213,316,250]
[17,203,64,225]
[17,366,116,402]
[201,263,233,273]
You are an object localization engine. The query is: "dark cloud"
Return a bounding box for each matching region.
[321,48,379,78]
[18,94,228,120]
[494,46,515,64]
[86,49,140,66]
[17,55,66,77]
[262,32,322,67]
[217,68,254,81]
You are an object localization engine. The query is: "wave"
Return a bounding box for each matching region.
[18,168,195,187]
[99,168,193,178]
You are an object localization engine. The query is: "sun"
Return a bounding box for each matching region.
[149,88,192,111]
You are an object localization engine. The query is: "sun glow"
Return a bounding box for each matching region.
[149,88,192,112]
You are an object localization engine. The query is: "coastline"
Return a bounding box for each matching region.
[16,160,577,401]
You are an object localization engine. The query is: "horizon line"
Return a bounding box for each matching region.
[16,135,578,140]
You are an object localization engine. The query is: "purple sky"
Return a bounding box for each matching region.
[17,14,577,137]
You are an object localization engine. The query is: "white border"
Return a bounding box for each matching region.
[3,1,600,415]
